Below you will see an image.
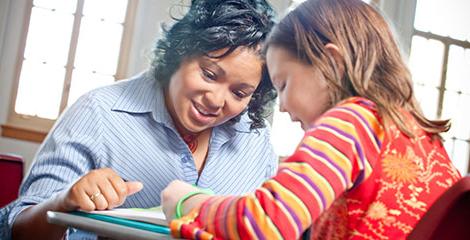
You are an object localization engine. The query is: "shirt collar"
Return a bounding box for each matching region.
[111,72,173,126]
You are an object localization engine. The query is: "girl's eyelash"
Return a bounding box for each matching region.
[279,82,286,91]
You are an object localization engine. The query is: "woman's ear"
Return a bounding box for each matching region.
[325,43,344,77]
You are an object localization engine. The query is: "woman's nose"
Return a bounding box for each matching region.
[205,90,225,110]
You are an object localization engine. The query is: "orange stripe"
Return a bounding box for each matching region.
[297,140,350,189]
[264,176,314,231]
[227,197,240,239]
[336,104,382,151]
[244,193,282,239]
[203,197,225,234]
[283,162,336,204]
[303,134,353,174]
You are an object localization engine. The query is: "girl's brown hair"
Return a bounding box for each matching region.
[265,0,449,137]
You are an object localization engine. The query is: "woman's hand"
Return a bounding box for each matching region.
[59,168,143,212]
[161,180,211,222]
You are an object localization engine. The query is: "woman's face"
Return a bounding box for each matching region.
[266,46,330,131]
[165,47,262,135]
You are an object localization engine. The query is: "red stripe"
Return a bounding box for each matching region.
[311,126,357,161]
[286,149,345,195]
[236,198,252,239]
[310,126,358,190]
[325,108,380,162]
[199,197,215,223]
[255,185,297,238]
[274,167,323,220]
[213,197,231,237]
[180,221,200,239]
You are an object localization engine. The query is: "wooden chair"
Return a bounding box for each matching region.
[408,175,470,240]
[0,153,24,208]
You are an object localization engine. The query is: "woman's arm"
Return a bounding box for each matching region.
[164,98,385,239]
[12,192,70,240]
[11,168,143,240]
[9,93,143,240]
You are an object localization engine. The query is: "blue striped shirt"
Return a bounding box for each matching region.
[4,72,278,239]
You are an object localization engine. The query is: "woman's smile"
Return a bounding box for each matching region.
[190,101,218,125]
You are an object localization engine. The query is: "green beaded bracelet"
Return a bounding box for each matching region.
[175,188,214,219]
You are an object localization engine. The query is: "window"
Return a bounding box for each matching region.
[409,0,470,174]
[2,0,136,142]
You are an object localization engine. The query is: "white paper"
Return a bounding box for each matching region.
[88,206,167,226]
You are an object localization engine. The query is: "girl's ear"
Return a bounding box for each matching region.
[325,43,344,77]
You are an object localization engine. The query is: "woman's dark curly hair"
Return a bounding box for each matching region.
[150,0,278,130]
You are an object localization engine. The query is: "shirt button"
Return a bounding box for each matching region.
[181,156,188,163]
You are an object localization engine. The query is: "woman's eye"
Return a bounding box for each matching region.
[201,68,216,81]
[233,90,250,99]
[234,91,246,98]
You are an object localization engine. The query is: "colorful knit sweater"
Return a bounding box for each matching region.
[170,97,461,240]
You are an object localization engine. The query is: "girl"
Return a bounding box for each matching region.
[161,0,461,239]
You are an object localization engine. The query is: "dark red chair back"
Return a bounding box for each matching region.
[408,175,470,240]
[0,153,24,208]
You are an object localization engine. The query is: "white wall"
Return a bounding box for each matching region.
[377,0,416,56]
[0,0,40,174]
[0,0,289,174]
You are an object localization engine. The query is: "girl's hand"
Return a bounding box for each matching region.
[59,168,143,211]
[161,180,211,222]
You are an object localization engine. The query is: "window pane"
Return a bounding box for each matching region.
[444,139,470,175]
[414,0,470,41]
[414,84,439,119]
[443,137,454,158]
[271,105,304,157]
[15,60,65,119]
[74,17,123,75]
[446,45,470,94]
[441,91,458,137]
[452,139,469,175]
[68,70,115,105]
[33,0,77,13]
[409,36,444,87]
[83,0,128,23]
[24,7,74,65]
[442,92,470,140]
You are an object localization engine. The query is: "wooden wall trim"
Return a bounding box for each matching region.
[1,124,46,143]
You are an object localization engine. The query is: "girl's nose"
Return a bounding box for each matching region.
[279,100,287,113]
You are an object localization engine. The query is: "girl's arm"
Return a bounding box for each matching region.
[169,98,385,239]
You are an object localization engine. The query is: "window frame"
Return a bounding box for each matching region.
[1,0,138,143]
[407,1,470,174]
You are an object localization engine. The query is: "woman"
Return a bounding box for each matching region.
[5,0,278,239]
[161,0,461,239]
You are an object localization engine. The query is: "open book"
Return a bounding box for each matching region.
[85,206,168,226]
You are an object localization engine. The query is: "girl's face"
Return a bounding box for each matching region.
[266,46,331,131]
[165,47,262,135]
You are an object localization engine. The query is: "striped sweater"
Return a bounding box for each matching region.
[170,97,461,239]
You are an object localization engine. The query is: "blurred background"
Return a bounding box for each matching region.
[0,0,469,176]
